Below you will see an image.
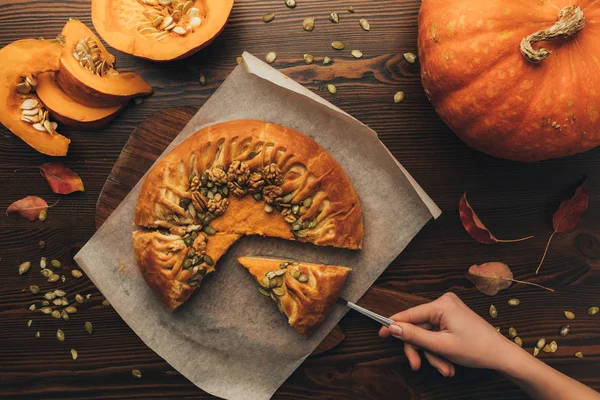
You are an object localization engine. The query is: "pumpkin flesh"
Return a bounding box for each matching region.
[0,39,70,156]
[37,72,124,129]
[56,19,153,107]
[92,0,234,61]
[418,0,600,161]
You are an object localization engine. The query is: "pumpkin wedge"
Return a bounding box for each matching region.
[55,19,153,107]
[37,72,124,129]
[92,0,234,61]
[0,38,70,156]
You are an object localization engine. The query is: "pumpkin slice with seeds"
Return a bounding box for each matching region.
[36,72,124,129]
[0,38,70,156]
[133,120,363,311]
[92,0,234,61]
[55,19,153,108]
[238,256,351,336]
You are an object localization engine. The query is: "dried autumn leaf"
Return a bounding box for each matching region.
[466,262,554,296]
[536,180,589,274]
[459,193,533,244]
[6,196,48,221]
[40,162,84,194]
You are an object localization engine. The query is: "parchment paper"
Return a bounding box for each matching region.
[74,52,441,400]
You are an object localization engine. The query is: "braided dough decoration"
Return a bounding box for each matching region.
[238,256,351,336]
[133,120,362,311]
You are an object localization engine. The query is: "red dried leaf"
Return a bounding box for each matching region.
[459,193,533,244]
[6,196,48,221]
[466,262,513,296]
[467,262,554,296]
[39,162,84,194]
[553,180,588,233]
[537,180,589,274]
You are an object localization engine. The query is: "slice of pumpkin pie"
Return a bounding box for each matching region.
[238,256,351,336]
[133,120,362,311]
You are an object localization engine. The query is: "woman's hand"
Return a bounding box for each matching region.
[379,292,518,371]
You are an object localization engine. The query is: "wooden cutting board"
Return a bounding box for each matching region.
[94,107,430,355]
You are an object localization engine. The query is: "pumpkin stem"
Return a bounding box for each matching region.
[520,5,585,64]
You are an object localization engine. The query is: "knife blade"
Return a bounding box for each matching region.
[339,298,395,327]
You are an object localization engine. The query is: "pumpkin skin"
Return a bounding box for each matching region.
[92,0,234,61]
[36,72,124,129]
[418,0,600,162]
[0,39,70,156]
[55,19,153,107]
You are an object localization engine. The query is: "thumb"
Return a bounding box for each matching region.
[389,322,445,354]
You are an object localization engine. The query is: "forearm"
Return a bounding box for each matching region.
[497,344,600,400]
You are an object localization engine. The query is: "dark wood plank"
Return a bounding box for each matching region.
[0,0,599,399]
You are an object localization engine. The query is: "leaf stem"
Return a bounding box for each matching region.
[510,278,555,292]
[497,235,535,243]
[535,231,556,274]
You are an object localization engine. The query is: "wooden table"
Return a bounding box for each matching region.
[1,1,598,399]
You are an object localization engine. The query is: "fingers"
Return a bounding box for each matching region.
[404,343,422,371]
[387,300,445,326]
[388,322,449,355]
[424,351,455,377]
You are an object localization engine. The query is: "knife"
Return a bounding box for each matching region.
[339,298,395,327]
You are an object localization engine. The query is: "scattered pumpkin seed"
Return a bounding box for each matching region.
[102,299,110,306]
[40,307,52,314]
[38,209,47,221]
[85,321,93,334]
[62,310,69,321]
[359,18,370,31]
[258,287,270,296]
[41,269,52,278]
[198,73,207,86]
[514,337,522,347]
[42,301,49,306]
[53,299,63,306]
[264,204,274,213]
[44,292,57,300]
[29,304,36,311]
[65,306,77,314]
[508,327,517,338]
[394,91,405,103]
[564,311,575,320]
[50,259,61,268]
[331,41,344,50]
[588,306,599,316]
[265,52,277,64]
[533,347,540,357]
[236,56,243,64]
[542,344,552,353]
[575,351,583,359]
[61,275,66,283]
[57,329,65,342]
[71,269,83,278]
[323,56,332,65]
[27,319,32,327]
[560,325,570,337]
[351,50,363,59]
[302,17,315,31]
[19,261,31,275]
[35,331,40,338]
[327,83,337,94]
[489,305,497,318]
[495,326,500,332]
[403,52,417,64]
[303,54,314,64]
[29,285,40,294]
[40,257,47,269]
[347,6,354,13]
[132,369,142,379]
[508,298,520,306]
[549,340,558,352]
[263,12,275,23]
[51,310,61,319]
[54,290,66,297]
[536,338,546,349]
[71,349,78,360]
[329,12,339,23]
[298,274,308,283]
[48,274,60,283]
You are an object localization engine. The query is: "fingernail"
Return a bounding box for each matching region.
[389,324,403,338]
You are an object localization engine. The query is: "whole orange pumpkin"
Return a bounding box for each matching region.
[418,0,600,162]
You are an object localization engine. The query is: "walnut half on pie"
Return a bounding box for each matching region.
[133,120,363,311]
[238,256,351,336]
